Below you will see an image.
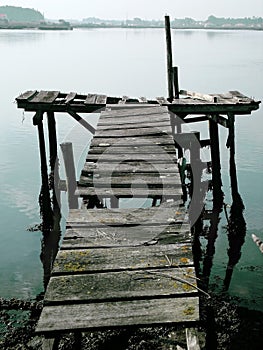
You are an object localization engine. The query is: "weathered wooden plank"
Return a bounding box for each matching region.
[180,90,215,103]
[62,224,191,249]
[96,120,171,131]
[16,90,38,102]
[45,267,197,304]
[82,161,180,175]
[156,97,170,105]
[30,91,60,104]
[53,243,193,275]
[67,204,186,226]
[101,106,168,118]
[96,94,107,104]
[89,145,177,154]
[138,97,148,103]
[84,93,97,104]
[98,113,170,125]
[36,297,199,334]
[64,92,77,104]
[76,186,182,199]
[78,173,181,188]
[90,136,175,147]
[95,126,172,138]
[86,152,177,163]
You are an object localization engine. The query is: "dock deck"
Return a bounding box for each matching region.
[35,105,199,338]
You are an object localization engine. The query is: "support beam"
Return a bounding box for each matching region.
[47,112,58,171]
[68,110,96,134]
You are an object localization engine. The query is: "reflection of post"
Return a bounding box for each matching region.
[34,111,53,229]
[224,112,246,290]
[40,199,61,290]
[61,142,79,209]
[209,117,223,205]
[202,207,222,291]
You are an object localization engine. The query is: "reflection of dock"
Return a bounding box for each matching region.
[15,16,260,349]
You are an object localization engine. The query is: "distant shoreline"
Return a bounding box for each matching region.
[0,24,263,31]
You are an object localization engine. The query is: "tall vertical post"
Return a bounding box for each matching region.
[61,142,79,209]
[209,116,223,205]
[33,111,53,229]
[165,15,174,102]
[227,113,238,195]
[47,111,60,208]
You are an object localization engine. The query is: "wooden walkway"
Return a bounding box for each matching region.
[36,106,199,338]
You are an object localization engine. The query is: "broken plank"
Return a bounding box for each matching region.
[30,91,60,104]
[96,94,107,104]
[36,297,199,334]
[52,243,193,275]
[45,267,197,305]
[180,90,215,103]
[84,94,97,104]
[64,92,77,104]
[16,90,38,102]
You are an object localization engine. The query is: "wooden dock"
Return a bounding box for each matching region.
[14,14,261,348]
[35,105,200,342]
[15,85,260,348]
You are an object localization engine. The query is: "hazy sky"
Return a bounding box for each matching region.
[2,0,263,20]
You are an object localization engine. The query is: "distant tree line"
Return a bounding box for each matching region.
[0,6,44,22]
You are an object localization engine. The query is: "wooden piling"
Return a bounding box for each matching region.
[209,116,223,204]
[173,66,180,99]
[34,111,53,228]
[165,15,174,101]
[60,142,79,209]
[47,112,58,171]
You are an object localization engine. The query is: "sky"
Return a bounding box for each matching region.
[1,0,263,20]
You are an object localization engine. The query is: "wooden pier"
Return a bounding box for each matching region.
[15,16,261,349]
[16,92,259,347]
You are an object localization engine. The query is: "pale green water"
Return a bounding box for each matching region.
[0,28,262,310]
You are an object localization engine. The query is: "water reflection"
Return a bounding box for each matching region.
[39,161,62,289]
[194,138,247,292]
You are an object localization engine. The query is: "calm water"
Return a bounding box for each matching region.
[0,28,262,310]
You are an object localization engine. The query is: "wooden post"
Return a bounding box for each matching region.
[172,66,180,99]
[47,111,61,208]
[227,113,238,195]
[110,196,119,209]
[34,111,53,229]
[60,142,79,209]
[47,112,58,171]
[165,15,174,102]
[209,116,223,205]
